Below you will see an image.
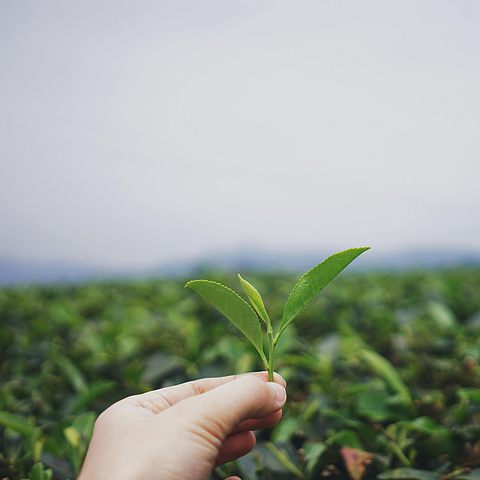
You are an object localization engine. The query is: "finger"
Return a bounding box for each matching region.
[171,374,287,440]
[235,409,282,432]
[215,431,256,466]
[125,371,285,414]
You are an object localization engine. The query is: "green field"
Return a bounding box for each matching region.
[1,268,480,480]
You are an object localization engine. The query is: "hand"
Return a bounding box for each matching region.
[78,372,286,480]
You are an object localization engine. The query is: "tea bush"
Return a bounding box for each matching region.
[1,268,480,480]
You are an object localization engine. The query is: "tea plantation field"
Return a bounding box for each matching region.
[1,268,480,480]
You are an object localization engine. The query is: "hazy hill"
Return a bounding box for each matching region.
[1,247,480,285]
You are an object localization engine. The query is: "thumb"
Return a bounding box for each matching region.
[173,374,286,438]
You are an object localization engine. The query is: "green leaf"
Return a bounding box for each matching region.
[64,426,81,449]
[0,411,37,437]
[277,247,370,340]
[416,429,457,459]
[326,428,364,450]
[0,412,62,456]
[303,441,327,475]
[397,416,446,435]
[71,380,116,414]
[24,463,54,480]
[360,349,411,403]
[271,417,299,443]
[377,468,441,480]
[238,274,270,327]
[427,301,458,330]
[458,387,480,404]
[186,280,265,359]
[72,411,96,441]
[263,442,304,478]
[357,389,404,422]
[51,352,88,393]
[456,468,480,480]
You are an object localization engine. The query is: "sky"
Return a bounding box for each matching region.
[1,1,479,269]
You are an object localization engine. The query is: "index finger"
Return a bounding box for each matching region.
[125,371,286,414]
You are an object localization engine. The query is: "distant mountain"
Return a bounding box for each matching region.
[1,247,480,286]
[353,248,480,271]
[0,258,115,285]
[164,247,480,275]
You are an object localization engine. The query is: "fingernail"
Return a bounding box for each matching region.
[268,382,286,404]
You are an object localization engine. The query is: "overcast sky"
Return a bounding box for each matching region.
[1,1,479,269]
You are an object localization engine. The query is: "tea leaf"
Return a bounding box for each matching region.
[64,426,81,449]
[238,274,270,327]
[360,349,411,403]
[326,428,364,449]
[340,446,375,480]
[276,247,370,341]
[51,352,87,393]
[24,462,54,480]
[303,441,328,475]
[0,412,63,456]
[377,468,441,480]
[186,280,265,360]
[0,411,37,437]
[263,441,305,478]
[456,468,480,480]
[70,380,117,414]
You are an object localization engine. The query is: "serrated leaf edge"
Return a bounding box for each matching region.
[186,279,267,366]
[285,247,369,306]
[185,279,260,320]
[276,247,370,341]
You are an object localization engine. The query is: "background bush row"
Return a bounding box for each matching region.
[1,268,480,480]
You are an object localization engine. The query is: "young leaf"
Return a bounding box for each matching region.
[186,280,265,359]
[0,411,37,438]
[238,274,271,327]
[360,349,412,403]
[276,247,370,341]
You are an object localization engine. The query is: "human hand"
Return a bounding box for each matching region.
[78,372,286,480]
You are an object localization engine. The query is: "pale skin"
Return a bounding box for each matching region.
[78,372,287,480]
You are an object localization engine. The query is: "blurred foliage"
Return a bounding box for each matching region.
[1,268,480,479]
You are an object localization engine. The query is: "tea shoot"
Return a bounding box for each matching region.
[186,247,370,381]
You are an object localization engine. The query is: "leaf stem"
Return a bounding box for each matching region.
[264,312,275,381]
[264,442,305,479]
[260,351,270,373]
[388,441,412,467]
[267,330,275,382]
